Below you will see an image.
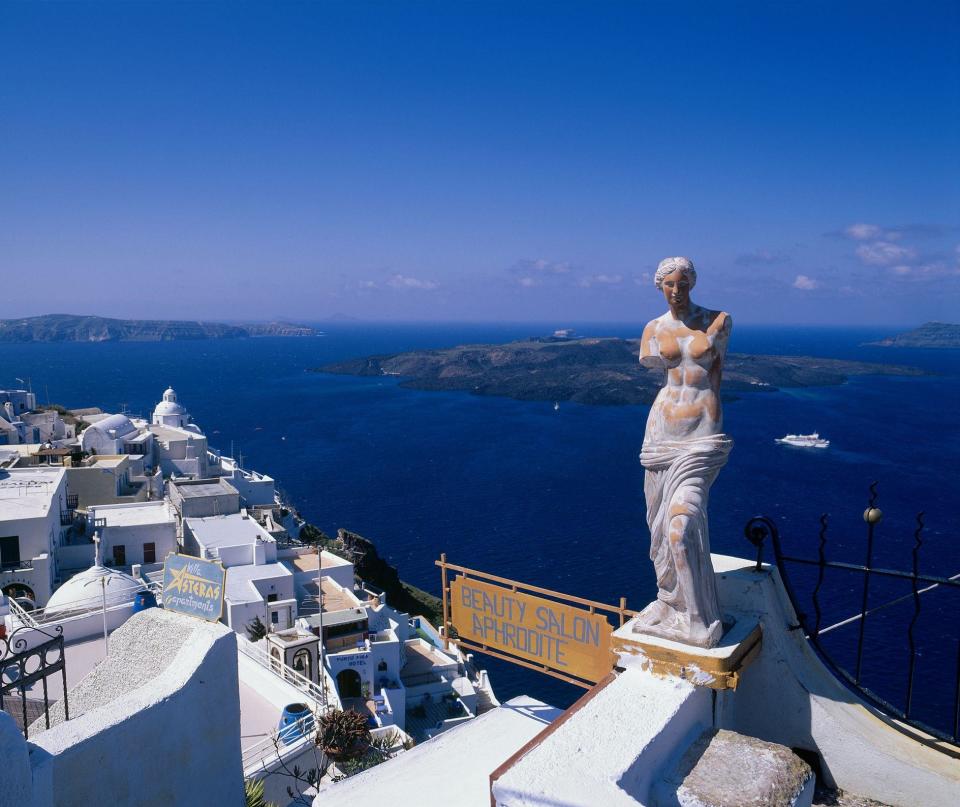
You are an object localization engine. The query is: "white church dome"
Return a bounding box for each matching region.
[87,413,138,438]
[153,386,191,427]
[154,400,186,416]
[44,564,144,617]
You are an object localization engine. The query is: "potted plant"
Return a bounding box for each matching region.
[316,709,371,761]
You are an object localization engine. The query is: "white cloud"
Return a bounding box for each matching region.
[359,274,440,291]
[887,261,960,281]
[855,241,916,266]
[578,273,623,288]
[792,274,819,290]
[844,223,883,240]
[510,258,571,276]
[516,276,539,288]
[634,272,653,286]
[385,274,439,291]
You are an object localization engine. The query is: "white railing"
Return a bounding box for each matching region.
[6,595,39,627]
[7,579,161,626]
[237,638,330,710]
[242,714,317,773]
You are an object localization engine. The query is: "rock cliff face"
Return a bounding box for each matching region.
[317,337,925,406]
[337,528,442,624]
[867,322,960,348]
[0,314,318,341]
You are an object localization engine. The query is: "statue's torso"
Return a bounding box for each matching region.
[643,309,730,443]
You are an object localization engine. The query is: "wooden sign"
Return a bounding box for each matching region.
[450,575,615,684]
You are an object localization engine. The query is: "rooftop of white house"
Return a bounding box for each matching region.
[172,478,237,499]
[88,501,175,527]
[224,562,293,604]
[184,512,273,549]
[0,466,65,519]
[284,550,353,573]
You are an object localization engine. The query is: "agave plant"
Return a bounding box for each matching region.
[244,778,277,807]
[315,708,371,761]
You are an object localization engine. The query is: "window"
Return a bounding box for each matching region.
[292,649,312,681]
[112,545,126,566]
[271,610,279,624]
[266,593,278,603]
[377,660,388,673]
[0,536,21,570]
[143,543,156,564]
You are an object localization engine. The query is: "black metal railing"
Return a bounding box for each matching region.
[0,624,69,738]
[745,482,960,746]
[65,493,79,509]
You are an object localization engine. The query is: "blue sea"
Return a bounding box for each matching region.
[4,324,959,733]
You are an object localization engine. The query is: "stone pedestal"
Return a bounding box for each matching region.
[652,728,815,807]
[613,614,761,690]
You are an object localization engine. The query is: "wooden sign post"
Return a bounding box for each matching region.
[437,555,632,688]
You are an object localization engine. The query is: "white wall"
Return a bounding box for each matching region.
[327,647,373,697]
[56,543,96,572]
[1,550,55,607]
[21,609,244,807]
[711,554,959,807]
[88,506,176,567]
[369,631,402,685]
[227,599,267,635]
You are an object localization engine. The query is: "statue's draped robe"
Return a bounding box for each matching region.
[639,434,732,639]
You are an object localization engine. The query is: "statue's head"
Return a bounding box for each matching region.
[654,256,697,290]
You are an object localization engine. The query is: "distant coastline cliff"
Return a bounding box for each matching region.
[867,322,960,349]
[0,314,319,342]
[314,337,926,406]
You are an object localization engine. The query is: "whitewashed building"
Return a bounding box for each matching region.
[213,454,276,507]
[150,424,209,478]
[0,388,37,416]
[86,500,177,569]
[79,413,143,457]
[0,466,67,608]
[183,512,296,633]
[168,477,240,519]
[65,455,162,510]
[152,386,193,429]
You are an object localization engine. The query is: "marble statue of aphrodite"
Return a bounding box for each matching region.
[633,256,732,648]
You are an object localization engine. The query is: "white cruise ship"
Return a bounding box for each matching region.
[775,432,830,448]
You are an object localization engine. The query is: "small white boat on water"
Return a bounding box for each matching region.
[775,432,830,448]
[553,402,560,411]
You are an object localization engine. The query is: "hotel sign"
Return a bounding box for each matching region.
[162,553,226,622]
[450,576,615,684]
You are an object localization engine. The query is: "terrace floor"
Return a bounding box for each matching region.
[404,697,467,742]
[239,680,283,755]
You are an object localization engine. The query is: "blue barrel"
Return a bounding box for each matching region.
[278,703,314,745]
[132,589,158,613]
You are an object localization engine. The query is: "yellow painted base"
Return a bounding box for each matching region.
[612,615,762,690]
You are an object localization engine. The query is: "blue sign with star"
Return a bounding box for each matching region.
[162,553,226,622]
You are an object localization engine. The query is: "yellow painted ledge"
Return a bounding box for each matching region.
[611,615,762,690]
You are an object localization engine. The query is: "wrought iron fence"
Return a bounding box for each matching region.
[744,482,960,745]
[1,623,68,738]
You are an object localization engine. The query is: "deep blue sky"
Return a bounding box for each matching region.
[2,2,958,325]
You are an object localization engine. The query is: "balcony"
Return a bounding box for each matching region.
[325,633,370,655]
